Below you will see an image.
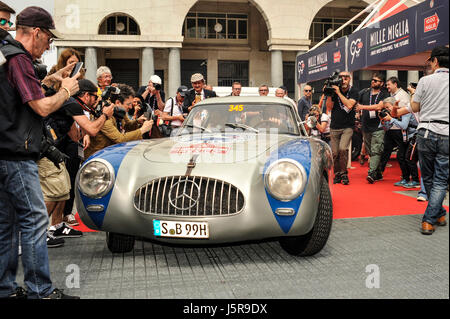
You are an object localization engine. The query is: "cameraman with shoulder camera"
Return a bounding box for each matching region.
[0,6,80,299]
[325,71,359,185]
[84,83,154,159]
[355,72,389,183]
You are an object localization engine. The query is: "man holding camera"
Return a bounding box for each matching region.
[137,74,165,116]
[325,71,359,185]
[84,83,154,159]
[356,73,389,183]
[161,86,189,133]
[0,6,80,299]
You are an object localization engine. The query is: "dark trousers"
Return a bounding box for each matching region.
[62,141,81,217]
[380,129,416,181]
[330,128,353,177]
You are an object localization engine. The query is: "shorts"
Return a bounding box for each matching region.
[37,157,71,202]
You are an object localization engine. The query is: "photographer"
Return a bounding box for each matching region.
[39,79,114,242]
[305,104,330,144]
[356,73,389,183]
[0,6,79,299]
[325,71,359,185]
[161,86,189,136]
[137,74,166,117]
[84,83,154,159]
[96,66,112,92]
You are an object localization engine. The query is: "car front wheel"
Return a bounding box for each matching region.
[279,176,333,256]
[106,232,135,253]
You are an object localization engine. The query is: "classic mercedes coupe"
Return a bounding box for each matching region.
[75,96,333,256]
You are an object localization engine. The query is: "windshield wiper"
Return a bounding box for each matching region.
[225,123,259,133]
[184,124,211,133]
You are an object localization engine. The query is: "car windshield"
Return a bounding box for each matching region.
[179,103,299,135]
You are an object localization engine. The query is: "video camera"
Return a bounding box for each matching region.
[323,71,343,96]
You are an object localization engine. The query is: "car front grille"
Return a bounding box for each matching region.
[134,176,245,217]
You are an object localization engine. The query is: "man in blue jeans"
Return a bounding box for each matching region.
[395,46,449,235]
[0,7,80,298]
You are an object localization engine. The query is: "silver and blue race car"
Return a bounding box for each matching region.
[75,96,333,256]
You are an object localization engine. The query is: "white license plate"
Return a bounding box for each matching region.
[153,220,209,239]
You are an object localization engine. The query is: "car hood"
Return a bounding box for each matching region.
[142,133,295,164]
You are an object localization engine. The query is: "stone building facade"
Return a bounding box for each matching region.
[53,0,420,99]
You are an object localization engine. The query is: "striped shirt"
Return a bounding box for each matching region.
[7,53,44,104]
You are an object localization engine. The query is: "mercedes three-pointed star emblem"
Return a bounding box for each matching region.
[168,179,201,211]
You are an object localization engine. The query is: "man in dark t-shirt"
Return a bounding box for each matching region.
[326,71,359,185]
[356,73,389,183]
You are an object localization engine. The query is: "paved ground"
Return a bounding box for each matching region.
[17,214,449,299]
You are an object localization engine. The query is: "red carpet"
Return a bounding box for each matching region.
[73,158,448,232]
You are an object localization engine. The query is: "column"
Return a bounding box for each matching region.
[84,47,98,84]
[295,51,306,101]
[168,47,181,97]
[386,70,398,80]
[141,47,154,86]
[407,71,419,85]
[271,50,283,88]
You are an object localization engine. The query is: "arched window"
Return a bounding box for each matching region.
[99,14,140,35]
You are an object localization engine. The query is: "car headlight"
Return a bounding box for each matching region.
[78,159,115,198]
[265,159,307,201]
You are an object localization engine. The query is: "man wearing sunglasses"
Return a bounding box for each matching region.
[0,6,81,299]
[356,73,389,184]
[0,1,15,32]
[325,71,359,185]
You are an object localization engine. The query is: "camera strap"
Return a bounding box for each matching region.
[337,87,352,113]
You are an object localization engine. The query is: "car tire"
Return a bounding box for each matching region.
[279,176,333,256]
[106,232,135,253]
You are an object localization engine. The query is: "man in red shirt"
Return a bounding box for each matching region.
[0,6,80,299]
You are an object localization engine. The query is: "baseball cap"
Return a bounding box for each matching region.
[77,79,98,94]
[177,85,189,97]
[16,6,62,39]
[427,46,449,61]
[150,75,162,85]
[191,73,204,83]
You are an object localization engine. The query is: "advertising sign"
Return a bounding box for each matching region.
[416,0,449,53]
[347,28,368,72]
[297,37,347,83]
[365,7,417,66]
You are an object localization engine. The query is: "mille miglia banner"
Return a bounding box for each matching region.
[365,6,417,66]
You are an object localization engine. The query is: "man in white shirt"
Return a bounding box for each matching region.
[162,86,188,128]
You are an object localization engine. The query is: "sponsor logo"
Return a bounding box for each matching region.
[424,13,440,32]
[350,38,364,64]
[333,50,341,63]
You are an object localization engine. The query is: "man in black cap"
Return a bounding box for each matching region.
[0,6,81,299]
[162,85,189,132]
[392,45,449,235]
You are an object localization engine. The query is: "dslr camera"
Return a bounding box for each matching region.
[323,71,342,96]
[379,107,391,118]
[40,124,69,169]
[90,85,121,118]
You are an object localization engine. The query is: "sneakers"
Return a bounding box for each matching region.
[42,288,80,299]
[417,196,427,202]
[333,175,342,184]
[374,172,383,181]
[394,179,408,187]
[403,181,420,189]
[47,232,65,248]
[437,216,447,227]
[63,214,79,227]
[50,223,83,239]
[341,175,349,185]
